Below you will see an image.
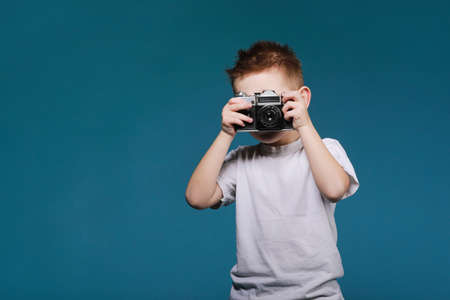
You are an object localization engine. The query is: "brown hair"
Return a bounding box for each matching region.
[225,40,304,93]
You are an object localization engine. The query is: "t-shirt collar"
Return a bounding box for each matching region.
[258,136,303,156]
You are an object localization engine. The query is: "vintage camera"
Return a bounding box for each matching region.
[233,89,294,132]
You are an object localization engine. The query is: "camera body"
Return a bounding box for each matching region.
[233,89,294,132]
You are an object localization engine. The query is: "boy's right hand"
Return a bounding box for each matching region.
[221,97,253,137]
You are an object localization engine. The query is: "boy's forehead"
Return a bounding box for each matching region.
[234,66,296,95]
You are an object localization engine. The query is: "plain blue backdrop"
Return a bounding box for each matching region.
[1,1,449,299]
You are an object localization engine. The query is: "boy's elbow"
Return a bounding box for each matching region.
[185,190,207,210]
[322,189,340,203]
[324,193,341,203]
[324,176,350,203]
[185,190,199,209]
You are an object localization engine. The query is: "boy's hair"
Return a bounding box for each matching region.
[225,40,304,94]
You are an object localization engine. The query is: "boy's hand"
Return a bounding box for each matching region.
[221,97,253,137]
[281,88,312,130]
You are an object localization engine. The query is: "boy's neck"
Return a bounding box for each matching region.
[266,130,300,146]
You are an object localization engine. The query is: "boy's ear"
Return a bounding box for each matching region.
[298,86,311,108]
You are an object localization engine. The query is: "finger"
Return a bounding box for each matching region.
[230,111,253,123]
[228,97,242,104]
[281,91,299,103]
[281,101,293,113]
[284,109,295,121]
[282,101,296,114]
[227,99,249,108]
[223,116,242,127]
[228,117,245,127]
[228,97,249,104]
[228,101,252,112]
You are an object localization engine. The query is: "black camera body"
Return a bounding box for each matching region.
[233,89,294,132]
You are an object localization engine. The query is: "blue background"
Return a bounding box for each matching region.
[1,1,449,299]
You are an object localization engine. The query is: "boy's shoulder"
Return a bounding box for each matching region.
[322,137,340,147]
[226,143,258,158]
[321,137,347,152]
[322,137,339,143]
[223,143,263,163]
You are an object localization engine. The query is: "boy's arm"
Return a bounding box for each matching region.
[298,119,355,203]
[185,130,234,210]
[185,96,252,210]
[281,88,358,203]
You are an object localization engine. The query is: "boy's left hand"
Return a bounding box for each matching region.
[281,89,311,130]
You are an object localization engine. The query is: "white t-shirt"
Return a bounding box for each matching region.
[214,136,360,300]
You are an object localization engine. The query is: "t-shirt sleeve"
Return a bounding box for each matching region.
[212,146,240,209]
[322,138,360,201]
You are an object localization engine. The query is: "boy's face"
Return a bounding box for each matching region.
[234,65,304,144]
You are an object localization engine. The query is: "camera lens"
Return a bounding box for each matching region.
[259,105,282,128]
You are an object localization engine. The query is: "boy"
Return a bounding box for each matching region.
[185,41,360,300]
